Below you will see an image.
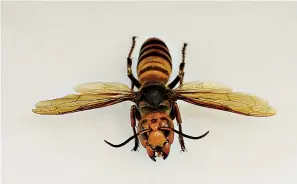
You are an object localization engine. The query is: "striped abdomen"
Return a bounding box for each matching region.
[137,38,172,84]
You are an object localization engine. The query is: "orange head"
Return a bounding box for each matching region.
[104,111,209,162]
[137,112,174,161]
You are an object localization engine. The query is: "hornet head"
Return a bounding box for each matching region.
[104,111,209,162]
[138,112,174,161]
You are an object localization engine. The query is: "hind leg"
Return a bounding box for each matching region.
[127,36,141,90]
[168,43,188,89]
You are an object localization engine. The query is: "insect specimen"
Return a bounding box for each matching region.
[32,37,276,161]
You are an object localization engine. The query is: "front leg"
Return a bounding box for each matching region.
[130,105,139,151]
[173,102,186,152]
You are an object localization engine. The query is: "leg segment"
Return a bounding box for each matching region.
[168,43,188,89]
[127,36,141,89]
[179,43,187,85]
[173,102,186,152]
[130,105,139,151]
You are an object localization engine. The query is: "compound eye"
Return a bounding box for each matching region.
[140,119,148,129]
[160,117,171,137]
[142,132,149,140]
[140,119,149,140]
[162,129,170,137]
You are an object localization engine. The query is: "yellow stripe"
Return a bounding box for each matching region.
[137,58,172,76]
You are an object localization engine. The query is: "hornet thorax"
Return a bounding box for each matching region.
[135,82,173,117]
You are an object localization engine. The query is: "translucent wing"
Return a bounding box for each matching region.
[74,82,131,95]
[174,81,232,93]
[173,81,276,117]
[33,82,134,115]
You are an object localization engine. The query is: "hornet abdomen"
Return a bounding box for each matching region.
[137,38,172,84]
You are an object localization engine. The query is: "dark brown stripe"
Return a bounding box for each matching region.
[139,45,171,60]
[138,51,172,66]
[141,39,168,50]
[138,66,170,76]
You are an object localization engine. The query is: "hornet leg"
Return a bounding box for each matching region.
[127,36,141,90]
[168,43,188,89]
[173,102,186,152]
[130,105,139,151]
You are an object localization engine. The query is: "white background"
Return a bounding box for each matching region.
[2,2,297,184]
